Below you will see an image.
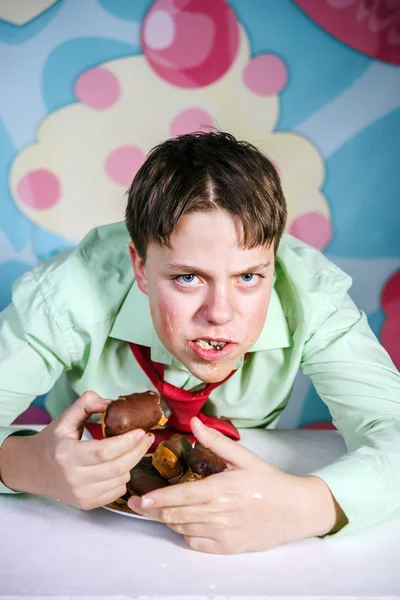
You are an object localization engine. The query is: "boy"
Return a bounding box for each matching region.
[0,132,399,554]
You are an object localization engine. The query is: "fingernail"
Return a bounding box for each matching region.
[127,497,137,511]
[101,397,112,405]
[136,430,145,442]
[142,496,154,509]
[194,417,205,429]
[146,433,155,445]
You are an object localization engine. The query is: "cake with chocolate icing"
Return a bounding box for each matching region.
[102,390,167,436]
[102,392,228,512]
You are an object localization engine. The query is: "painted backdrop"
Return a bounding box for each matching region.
[0,0,399,427]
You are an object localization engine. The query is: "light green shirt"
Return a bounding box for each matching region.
[0,222,399,536]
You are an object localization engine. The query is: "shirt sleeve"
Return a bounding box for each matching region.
[0,269,73,493]
[300,290,400,536]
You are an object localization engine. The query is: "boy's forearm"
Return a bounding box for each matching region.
[302,475,348,537]
[0,434,36,493]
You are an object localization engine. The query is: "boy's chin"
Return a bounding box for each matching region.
[186,360,236,384]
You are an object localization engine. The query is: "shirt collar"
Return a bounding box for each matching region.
[109,277,291,367]
[249,285,291,352]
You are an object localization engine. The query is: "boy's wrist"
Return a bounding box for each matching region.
[0,433,36,493]
[301,475,348,537]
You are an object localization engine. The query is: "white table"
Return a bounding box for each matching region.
[1,428,400,600]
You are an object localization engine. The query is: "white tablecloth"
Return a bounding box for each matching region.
[1,428,399,599]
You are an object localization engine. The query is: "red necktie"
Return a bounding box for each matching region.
[85,343,241,448]
[129,343,240,447]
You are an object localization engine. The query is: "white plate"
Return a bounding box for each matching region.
[102,502,151,520]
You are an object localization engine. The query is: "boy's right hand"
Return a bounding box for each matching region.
[0,391,154,509]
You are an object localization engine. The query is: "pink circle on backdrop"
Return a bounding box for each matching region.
[144,10,176,50]
[381,270,400,317]
[382,320,400,369]
[170,108,215,137]
[174,0,192,9]
[288,212,332,250]
[243,54,288,96]
[141,0,239,88]
[269,157,281,175]
[13,406,51,426]
[327,0,356,8]
[302,422,336,430]
[144,10,215,70]
[75,67,120,110]
[17,169,61,210]
[105,145,146,187]
[380,271,400,368]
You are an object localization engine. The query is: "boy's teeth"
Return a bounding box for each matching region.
[196,339,228,350]
[196,340,210,349]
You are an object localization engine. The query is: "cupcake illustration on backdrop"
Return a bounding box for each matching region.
[10,0,331,252]
[0,0,58,25]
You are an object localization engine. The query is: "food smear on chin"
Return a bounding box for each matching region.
[165,311,179,334]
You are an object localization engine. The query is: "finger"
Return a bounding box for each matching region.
[190,416,258,469]
[92,482,129,510]
[168,521,228,537]
[76,430,153,466]
[128,497,229,523]
[79,433,154,480]
[184,536,222,554]
[54,391,111,439]
[98,487,128,508]
[69,474,129,510]
[94,472,130,496]
[130,475,220,510]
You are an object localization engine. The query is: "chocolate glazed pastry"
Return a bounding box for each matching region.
[179,442,227,483]
[102,390,167,436]
[152,433,193,479]
[127,456,170,496]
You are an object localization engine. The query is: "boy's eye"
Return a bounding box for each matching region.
[240,273,260,286]
[176,274,198,286]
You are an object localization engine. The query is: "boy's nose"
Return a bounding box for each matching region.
[202,290,235,326]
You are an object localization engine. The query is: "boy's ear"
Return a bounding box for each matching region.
[128,242,148,294]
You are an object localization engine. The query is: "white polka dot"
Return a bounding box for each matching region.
[143,10,176,51]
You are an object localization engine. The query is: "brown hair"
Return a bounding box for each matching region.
[125,131,287,261]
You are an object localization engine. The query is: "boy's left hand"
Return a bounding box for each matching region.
[127,417,342,554]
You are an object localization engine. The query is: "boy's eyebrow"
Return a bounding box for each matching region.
[165,262,271,277]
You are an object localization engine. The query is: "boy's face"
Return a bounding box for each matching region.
[129,210,275,383]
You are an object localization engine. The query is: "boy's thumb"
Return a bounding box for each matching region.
[190,416,256,470]
[55,391,110,439]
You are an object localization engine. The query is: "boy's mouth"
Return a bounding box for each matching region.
[188,338,236,362]
[194,339,228,351]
